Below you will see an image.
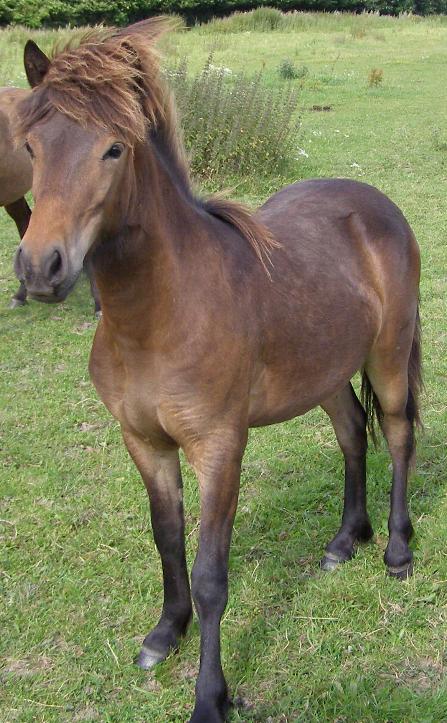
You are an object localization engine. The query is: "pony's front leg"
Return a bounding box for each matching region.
[188,432,247,723]
[83,256,101,317]
[122,430,192,668]
[6,197,31,308]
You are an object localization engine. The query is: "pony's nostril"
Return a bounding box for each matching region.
[49,249,62,279]
[46,248,66,286]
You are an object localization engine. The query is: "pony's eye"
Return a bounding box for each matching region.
[103,143,124,160]
[24,141,34,158]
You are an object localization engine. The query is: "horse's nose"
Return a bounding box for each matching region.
[14,243,68,294]
[42,247,66,287]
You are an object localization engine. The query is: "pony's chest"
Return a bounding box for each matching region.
[89,326,163,436]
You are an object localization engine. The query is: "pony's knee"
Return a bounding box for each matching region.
[191,561,228,619]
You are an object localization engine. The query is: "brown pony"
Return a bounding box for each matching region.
[0,87,32,306]
[0,86,101,313]
[15,20,422,723]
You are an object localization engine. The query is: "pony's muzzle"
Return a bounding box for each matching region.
[14,243,69,302]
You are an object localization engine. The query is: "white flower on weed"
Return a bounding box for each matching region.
[296,148,309,158]
[209,64,232,76]
[351,162,361,168]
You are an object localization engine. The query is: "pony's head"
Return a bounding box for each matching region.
[15,19,178,302]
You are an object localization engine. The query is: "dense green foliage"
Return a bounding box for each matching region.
[0,1,445,29]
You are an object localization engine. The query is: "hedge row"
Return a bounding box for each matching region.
[0,0,445,29]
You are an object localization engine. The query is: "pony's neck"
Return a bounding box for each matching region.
[140,128,197,232]
[91,131,203,324]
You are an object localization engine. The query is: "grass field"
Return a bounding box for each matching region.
[1,12,447,723]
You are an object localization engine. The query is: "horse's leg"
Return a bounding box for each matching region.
[5,197,31,307]
[364,299,421,579]
[122,431,192,666]
[320,383,373,570]
[364,360,415,579]
[83,257,101,317]
[5,197,31,238]
[189,432,246,723]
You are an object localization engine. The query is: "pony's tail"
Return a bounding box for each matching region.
[361,305,423,447]
[406,305,423,431]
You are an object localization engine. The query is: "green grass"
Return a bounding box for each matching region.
[1,13,447,722]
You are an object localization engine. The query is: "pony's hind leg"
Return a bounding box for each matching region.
[363,310,421,580]
[122,430,192,667]
[363,364,416,579]
[6,197,31,308]
[320,383,373,571]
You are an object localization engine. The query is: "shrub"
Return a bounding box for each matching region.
[278,58,299,78]
[363,0,414,13]
[278,58,309,79]
[167,55,301,182]
[239,6,285,29]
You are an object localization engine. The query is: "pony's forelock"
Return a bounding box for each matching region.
[16,18,176,147]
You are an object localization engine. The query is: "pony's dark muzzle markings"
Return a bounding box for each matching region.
[17,18,423,723]
[14,243,71,301]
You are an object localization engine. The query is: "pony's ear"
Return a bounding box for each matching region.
[24,40,50,88]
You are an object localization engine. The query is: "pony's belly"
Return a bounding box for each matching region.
[248,376,332,426]
[248,352,369,427]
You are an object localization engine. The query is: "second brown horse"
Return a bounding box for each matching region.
[15,20,421,723]
[0,86,32,306]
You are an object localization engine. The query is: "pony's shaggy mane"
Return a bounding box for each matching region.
[16,17,278,265]
[17,19,179,148]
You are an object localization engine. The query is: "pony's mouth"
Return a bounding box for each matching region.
[27,272,80,304]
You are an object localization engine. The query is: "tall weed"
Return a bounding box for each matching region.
[167,56,300,183]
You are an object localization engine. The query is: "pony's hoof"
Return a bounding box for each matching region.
[95,310,102,320]
[320,552,345,571]
[188,702,230,723]
[10,298,27,309]
[134,645,167,670]
[188,712,225,723]
[387,561,413,580]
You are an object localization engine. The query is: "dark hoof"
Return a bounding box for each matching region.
[320,552,346,571]
[387,561,413,580]
[134,644,168,670]
[10,298,27,308]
